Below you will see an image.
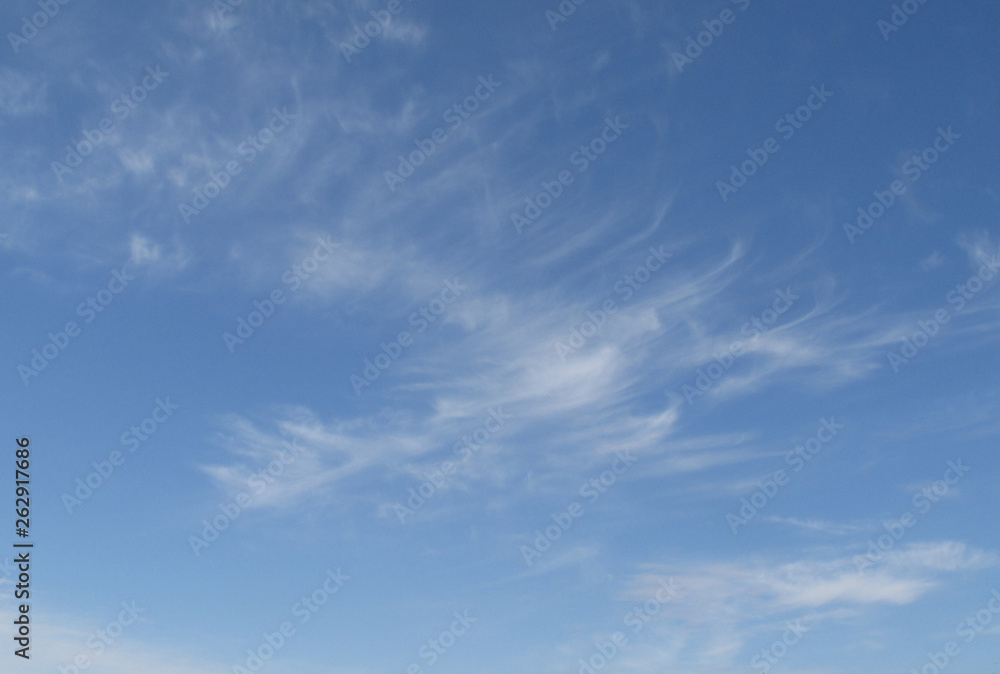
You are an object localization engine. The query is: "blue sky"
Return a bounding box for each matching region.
[2,0,1000,672]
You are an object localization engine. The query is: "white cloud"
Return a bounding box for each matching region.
[766,517,867,536]
[921,251,944,270]
[130,234,162,265]
[957,230,999,269]
[612,542,997,670]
